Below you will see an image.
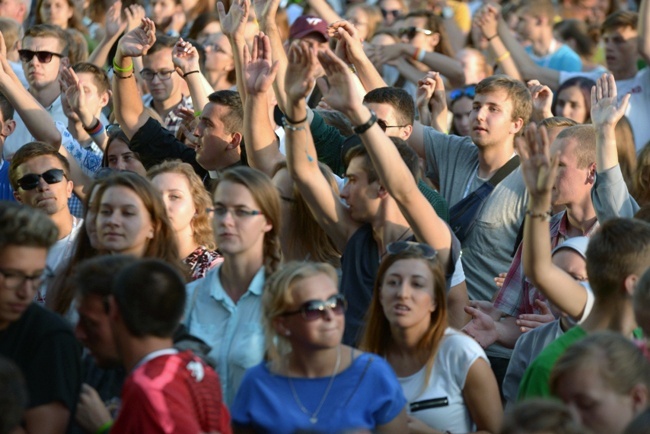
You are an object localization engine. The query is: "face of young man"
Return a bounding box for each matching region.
[340,155,381,223]
[13,155,73,217]
[365,102,412,141]
[75,293,120,368]
[470,89,523,149]
[0,245,47,330]
[193,102,240,170]
[602,26,639,79]
[142,47,183,105]
[550,136,594,207]
[21,35,66,91]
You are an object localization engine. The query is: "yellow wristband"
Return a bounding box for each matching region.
[112,59,134,73]
[496,51,511,63]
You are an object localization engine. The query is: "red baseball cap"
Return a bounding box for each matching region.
[289,15,329,42]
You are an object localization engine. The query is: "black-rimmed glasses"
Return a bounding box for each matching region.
[140,69,175,81]
[18,50,62,63]
[281,294,347,321]
[16,169,67,191]
[0,268,45,290]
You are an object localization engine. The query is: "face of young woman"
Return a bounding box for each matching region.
[39,0,73,28]
[85,183,102,249]
[106,139,147,176]
[212,180,271,258]
[97,186,155,257]
[379,258,436,332]
[555,364,640,434]
[277,273,344,350]
[555,85,588,124]
[151,172,196,236]
[451,96,473,137]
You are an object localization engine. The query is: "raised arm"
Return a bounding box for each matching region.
[518,123,587,318]
[218,0,250,104]
[527,80,554,123]
[88,1,127,68]
[172,38,208,111]
[639,0,650,64]
[243,33,284,176]
[474,5,522,82]
[284,42,358,251]
[416,71,449,133]
[318,49,452,269]
[113,18,156,139]
[0,50,61,148]
[590,73,638,219]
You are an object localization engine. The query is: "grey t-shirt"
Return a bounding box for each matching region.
[423,128,528,303]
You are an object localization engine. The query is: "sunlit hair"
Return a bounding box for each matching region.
[360,245,447,388]
[601,11,638,33]
[262,261,339,363]
[272,162,340,267]
[214,166,281,276]
[633,140,650,206]
[404,10,454,57]
[615,116,637,195]
[476,75,532,126]
[555,125,596,169]
[500,399,588,434]
[94,172,181,268]
[345,4,383,40]
[0,202,58,250]
[65,28,88,64]
[147,160,216,250]
[539,116,578,129]
[550,331,650,397]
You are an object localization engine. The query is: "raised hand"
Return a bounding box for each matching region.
[418,71,448,130]
[590,73,630,128]
[317,49,364,116]
[473,4,499,39]
[172,38,200,75]
[515,123,559,200]
[252,0,280,25]
[117,17,156,58]
[104,0,126,40]
[285,41,321,104]
[527,80,554,122]
[60,67,94,126]
[169,7,186,33]
[217,0,250,40]
[244,32,279,96]
[329,20,365,65]
[124,4,146,33]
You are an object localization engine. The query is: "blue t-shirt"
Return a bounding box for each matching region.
[0,160,16,202]
[525,43,582,72]
[231,352,406,433]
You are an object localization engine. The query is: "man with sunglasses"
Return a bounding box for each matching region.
[3,24,69,160]
[0,202,82,434]
[141,34,193,136]
[9,142,81,303]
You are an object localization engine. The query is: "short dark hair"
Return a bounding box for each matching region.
[146,33,179,56]
[9,142,71,190]
[72,62,110,95]
[23,24,69,56]
[208,90,243,134]
[586,218,650,301]
[0,202,58,251]
[112,259,186,338]
[74,255,134,310]
[0,92,14,122]
[363,87,415,126]
[344,137,419,184]
[601,11,638,33]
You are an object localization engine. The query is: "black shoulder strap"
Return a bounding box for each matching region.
[488,155,520,187]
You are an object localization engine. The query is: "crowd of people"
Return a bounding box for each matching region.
[0,0,650,432]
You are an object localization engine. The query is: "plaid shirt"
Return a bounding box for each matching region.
[142,94,193,136]
[493,211,599,317]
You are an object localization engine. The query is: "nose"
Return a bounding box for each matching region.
[340,182,350,199]
[36,176,50,191]
[193,122,203,138]
[395,281,409,298]
[115,158,127,171]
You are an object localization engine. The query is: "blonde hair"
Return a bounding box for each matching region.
[147,160,216,250]
[262,262,339,363]
[633,140,650,206]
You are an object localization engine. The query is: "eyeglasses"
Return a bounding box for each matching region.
[386,241,438,259]
[16,168,67,191]
[0,268,45,290]
[377,118,408,132]
[381,8,401,19]
[449,85,476,102]
[207,206,264,219]
[398,27,433,39]
[18,50,62,63]
[140,69,175,81]
[281,294,347,321]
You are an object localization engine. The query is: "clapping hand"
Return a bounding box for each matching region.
[117,17,156,58]
[244,32,279,96]
[417,72,447,131]
[473,4,499,40]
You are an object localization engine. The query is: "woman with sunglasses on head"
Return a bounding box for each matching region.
[449,84,476,137]
[231,261,408,434]
[361,241,502,434]
[148,160,222,280]
[184,166,281,405]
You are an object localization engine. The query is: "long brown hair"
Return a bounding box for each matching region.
[360,245,448,384]
[215,166,282,276]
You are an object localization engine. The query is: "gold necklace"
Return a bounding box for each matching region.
[287,345,342,424]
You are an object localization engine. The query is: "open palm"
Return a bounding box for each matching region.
[590,73,630,127]
[244,34,278,95]
[285,42,320,103]
[118,18,156,57]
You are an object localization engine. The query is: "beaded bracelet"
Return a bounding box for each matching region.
[281,116,306,132]
[525,209,551,221]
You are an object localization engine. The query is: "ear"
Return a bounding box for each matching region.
[624,273,639,297]
[99,90,111,109]
[3,119,15,137]
[630,383,649,413]
[65,178,74,199]
[510,117,524,135]
[272,317,289,337]
[377,183,389,199]
[226,132,243,151]
[13,190,23,202]
[428,32,440,51]
[401,125,413,141]
[586,162,597,184]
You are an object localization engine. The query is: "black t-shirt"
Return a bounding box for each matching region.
[0,304,81,415]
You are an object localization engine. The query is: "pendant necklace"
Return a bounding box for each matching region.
[287,345,341,424]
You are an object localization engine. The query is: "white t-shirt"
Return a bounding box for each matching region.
[399,328,488,433]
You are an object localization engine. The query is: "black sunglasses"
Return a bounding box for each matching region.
[386,241,438,259]
[381,8,401,19]
[18,50,62,63]
[16,168,66,191]
[398,27,434,40]
[281,294,347,321]
[377,118,408,132]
